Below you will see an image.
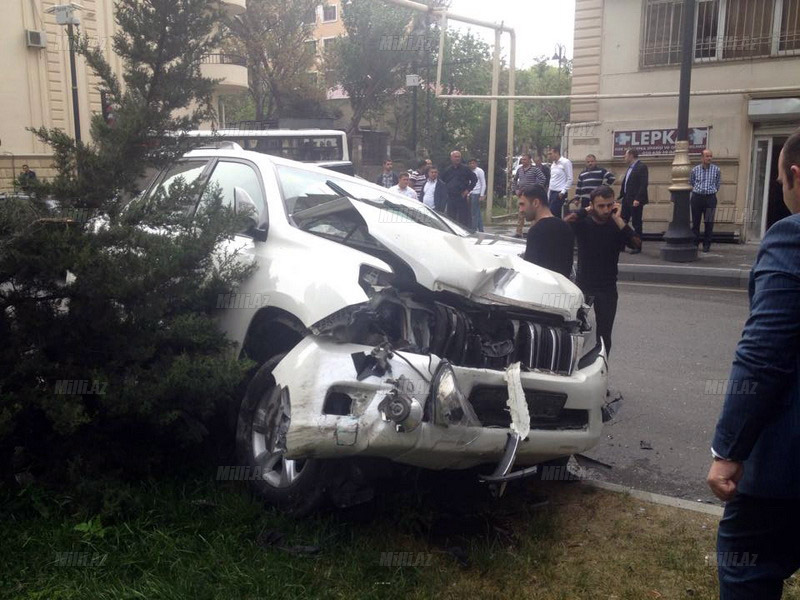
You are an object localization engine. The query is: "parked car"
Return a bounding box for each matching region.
[138,144,611,513]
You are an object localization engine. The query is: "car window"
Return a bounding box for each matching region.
[203,160,265,213]
[151,160,209,199]
[141,159,210,217]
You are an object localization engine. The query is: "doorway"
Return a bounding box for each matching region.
[748,135,790,241]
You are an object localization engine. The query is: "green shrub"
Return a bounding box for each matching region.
[0,0,252,481]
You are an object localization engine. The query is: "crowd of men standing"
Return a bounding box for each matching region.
[375,150,485,231]
[513,145,721,355]
[374,146,721,259]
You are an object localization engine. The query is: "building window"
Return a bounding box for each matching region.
[641,0,800,67]
[722,0,774,60]
[322,37,336,54]
[694,0,719,59]
[322,4,337,22]
[781,0,800,51]
[641,0,685,66]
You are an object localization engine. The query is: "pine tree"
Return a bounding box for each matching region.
[0,0,252,479]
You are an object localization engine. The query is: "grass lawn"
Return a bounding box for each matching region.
[3,474,799,600]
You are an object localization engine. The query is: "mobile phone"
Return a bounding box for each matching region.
[611,207,618,214]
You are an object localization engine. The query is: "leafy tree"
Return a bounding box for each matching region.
[0,0,252,481]
[425,30,493,163]
[324,0,415,135]
[512,58,572,155]
[228,0,329,121]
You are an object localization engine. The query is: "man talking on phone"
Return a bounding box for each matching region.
[565,185,641,355]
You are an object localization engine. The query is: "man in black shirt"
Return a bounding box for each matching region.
[565,185,641,355]
[519,184,574,278]
[440,150,477,228]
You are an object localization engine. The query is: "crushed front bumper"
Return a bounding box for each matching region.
[271,335,609,471]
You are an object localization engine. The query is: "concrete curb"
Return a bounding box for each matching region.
[583,479,724,516]
[618,263,750,289]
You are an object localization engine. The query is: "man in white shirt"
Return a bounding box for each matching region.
[468,158,486,231]
[390,172,420,200]
[422,166,446,210]
[548,145,574,219]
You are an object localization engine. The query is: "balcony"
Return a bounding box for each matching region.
[218,0,246,17]
[200,54,249,93]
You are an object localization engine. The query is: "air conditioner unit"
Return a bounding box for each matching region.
[26,30,48,49]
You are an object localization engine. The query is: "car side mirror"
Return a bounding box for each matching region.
[234,187,268,242]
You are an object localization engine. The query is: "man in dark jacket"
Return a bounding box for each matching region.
[375,159,399,188]
[618,149,648,253]
[19,164,37,192]
[421,166,448,212]
[440,150,477,228]
[707,129,800,600]
[564,185,640,354]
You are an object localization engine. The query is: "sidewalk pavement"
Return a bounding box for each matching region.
[484,223,758,289]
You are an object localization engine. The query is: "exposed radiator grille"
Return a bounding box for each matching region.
[468,386,589,430]
[430,304,577,375]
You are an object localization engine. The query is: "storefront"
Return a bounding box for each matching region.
[745,98,800,241]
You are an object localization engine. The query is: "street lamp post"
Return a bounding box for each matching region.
[47,4,83,144]
[67,20,81,144]
[661,0,698,263]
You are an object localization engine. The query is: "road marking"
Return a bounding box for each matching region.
[619,281,748,293]
[583,479,724,516]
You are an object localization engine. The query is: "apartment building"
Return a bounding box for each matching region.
[0,0,248,191]
[306,0,346,94]
[567,0,800,241]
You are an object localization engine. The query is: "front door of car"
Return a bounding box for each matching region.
[201,159,269,301]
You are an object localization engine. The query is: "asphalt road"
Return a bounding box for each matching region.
[580,281,750,506]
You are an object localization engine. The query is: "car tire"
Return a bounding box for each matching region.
[236,354,329,516]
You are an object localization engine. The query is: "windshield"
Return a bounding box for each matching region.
[275,164,457,234]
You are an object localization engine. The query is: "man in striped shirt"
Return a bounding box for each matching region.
[513,153,546,236]
[690,149,722,252]
[409,158,431,201]
[575,155,616,208]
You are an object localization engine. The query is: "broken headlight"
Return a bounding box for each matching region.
[431,361,481,427]
[358,265,394,298]
[576,304,593,334]
[569,333,585,375]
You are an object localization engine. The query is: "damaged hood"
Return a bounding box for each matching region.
[349,199,582,319]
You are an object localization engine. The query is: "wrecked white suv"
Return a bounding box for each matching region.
[146,145,610,513]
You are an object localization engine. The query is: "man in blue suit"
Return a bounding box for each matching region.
[707,128,800,599]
